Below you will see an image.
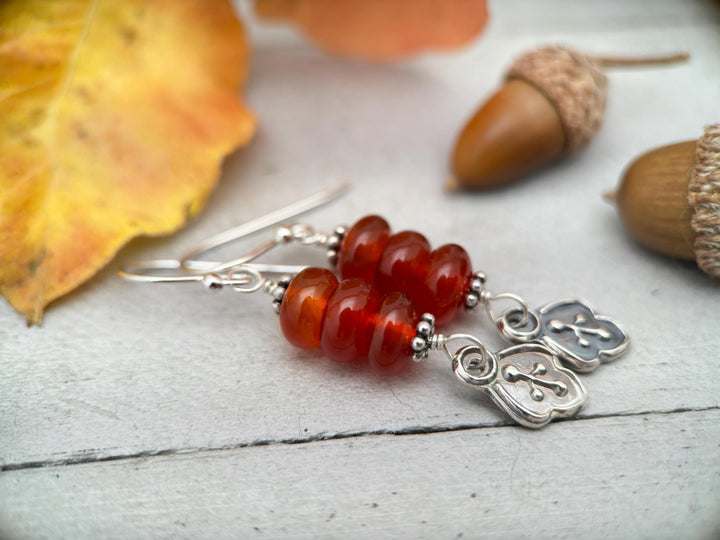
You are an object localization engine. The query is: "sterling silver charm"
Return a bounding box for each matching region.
[496,299,630,373]
[466,273,630,373]
[412,316,587,428]
[451,340,587,428]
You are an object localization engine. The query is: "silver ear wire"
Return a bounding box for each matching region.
[120,185,347,292]
[119,259,307,292]
[179,183,350,272]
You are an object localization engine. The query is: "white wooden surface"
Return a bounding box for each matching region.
[2,1,719,538]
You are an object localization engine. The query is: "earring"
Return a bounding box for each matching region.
[120,185,631,428]
[178,186,630,374]
[120,260,587,429]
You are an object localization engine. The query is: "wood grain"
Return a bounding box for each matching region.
[1,1,719,538]
[1,410,718,539]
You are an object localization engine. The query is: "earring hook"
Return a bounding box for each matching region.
[180,183,350,272]
[119,259,307,292]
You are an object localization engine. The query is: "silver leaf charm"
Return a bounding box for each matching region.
[452,342,587,428]
[496,299,630,372]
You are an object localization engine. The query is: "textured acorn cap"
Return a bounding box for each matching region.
[507,46,608,153]
[688,123,720,278]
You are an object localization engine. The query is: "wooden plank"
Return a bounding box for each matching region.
[1,1,718,537]
[2,254,719,468]
[1,410,719,539]
[1,0,719,472]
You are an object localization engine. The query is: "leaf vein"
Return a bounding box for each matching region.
[35,0,100,321]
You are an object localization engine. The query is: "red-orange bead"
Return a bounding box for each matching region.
[375,231,431,298]
[279,268,338,348]
[338,215,391,282]
[417,244,472,326]
[368,292,418,376]
[321,279,381,363]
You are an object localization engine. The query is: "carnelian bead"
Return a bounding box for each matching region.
[279,268,338,348]
[368,292,418,376]
[375,231,431,298]
[321,279,381,363]
[417,244,472,326]
[337,215,391,282]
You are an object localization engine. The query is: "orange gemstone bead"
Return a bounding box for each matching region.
[320,278,381,363]
[417,244,472,326]
[375,231,431,297]
[338,217,474,328]
[279,268,338,348]
[338,215,391,282]
[368,292,418,376]
[280,269,420,375]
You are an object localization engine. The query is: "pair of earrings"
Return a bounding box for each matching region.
[121,186,629,429]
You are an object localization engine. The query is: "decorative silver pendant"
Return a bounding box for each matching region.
[452,342,587,428]
[496,299,630,373]
[412,315,588,429]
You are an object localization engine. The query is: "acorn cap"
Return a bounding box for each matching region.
[507,46,608,153]
[612,123,720,279]
[688,123,720,278]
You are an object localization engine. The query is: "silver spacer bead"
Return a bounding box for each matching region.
[202,273,224,292]
[411,314,440,361]
[272,287,285,301]
[417,320,433,338]
[469,271,487,293]
[412,351,429,362]
[266,275,291,314]
[326,225,347,266]
[465,292,480,309]
[326,235,341,250]
[464,272,488,310]
[275,225,293,243]
[411,336,427,352]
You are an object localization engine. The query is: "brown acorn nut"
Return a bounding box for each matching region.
[450,46,607,190]
[449,47,689,190]
[611,123,720,279]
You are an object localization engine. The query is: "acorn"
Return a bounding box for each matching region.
[608,123,720,279]
[448,46,689,190]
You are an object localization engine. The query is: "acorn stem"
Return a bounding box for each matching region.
[602,190,617,204]
[591,52,690,68]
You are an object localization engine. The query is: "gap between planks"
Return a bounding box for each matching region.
[2,405,717,473]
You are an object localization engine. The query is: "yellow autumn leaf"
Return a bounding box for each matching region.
[0,0,256,324]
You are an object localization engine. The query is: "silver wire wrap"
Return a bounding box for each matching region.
[411,315,496,387]
[464,271,530,327]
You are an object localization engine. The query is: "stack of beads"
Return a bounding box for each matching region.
[279,216,475,375]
